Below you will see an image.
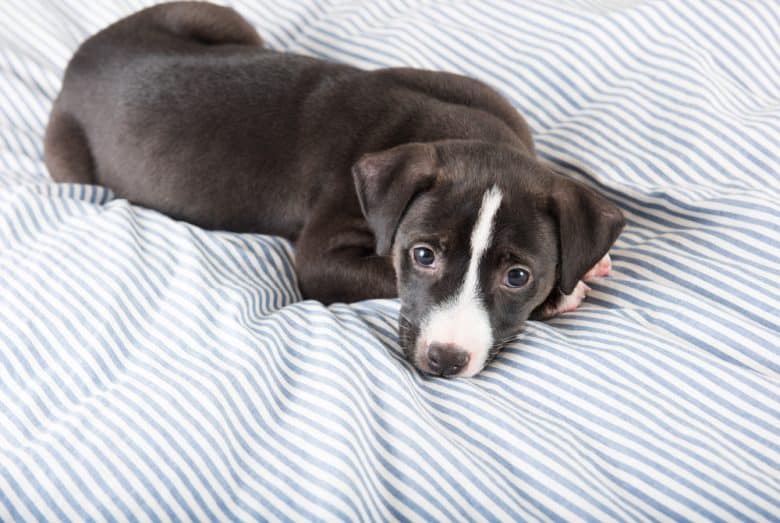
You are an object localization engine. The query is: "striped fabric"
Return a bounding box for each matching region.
[1,0,778,520]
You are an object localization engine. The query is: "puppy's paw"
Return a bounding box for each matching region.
[583,253,612,281]
[557,281,591,313]
[537,281,591,319]
[534,255,614,320]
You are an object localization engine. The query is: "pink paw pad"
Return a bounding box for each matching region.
[583,254,612,282]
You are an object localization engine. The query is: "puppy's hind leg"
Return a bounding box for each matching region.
[153,2,263,47]
[44,109,95,184]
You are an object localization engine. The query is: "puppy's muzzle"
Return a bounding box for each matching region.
[423,342,470,376]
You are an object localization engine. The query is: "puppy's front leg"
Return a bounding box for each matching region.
[295,221,397,304]
[534,254,613,319]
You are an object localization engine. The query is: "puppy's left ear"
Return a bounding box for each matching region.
[352,143,438,255]
[550,177,625,294]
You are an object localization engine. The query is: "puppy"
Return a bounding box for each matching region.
[45,2,625,377]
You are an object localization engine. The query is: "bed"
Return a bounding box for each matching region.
[1,0,778,520]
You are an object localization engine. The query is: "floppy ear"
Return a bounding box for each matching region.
[352,143,438,255]
[550,177,625,294]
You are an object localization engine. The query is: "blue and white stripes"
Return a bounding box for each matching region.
[1,0,779,520]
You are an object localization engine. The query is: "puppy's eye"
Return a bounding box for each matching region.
[505,267,530,288]
[411,246,436,267]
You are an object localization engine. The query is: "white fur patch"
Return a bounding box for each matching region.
[556,281,591,313]
[418,185,502,376]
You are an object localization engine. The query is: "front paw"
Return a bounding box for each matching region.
[534,253,614,320]
[537,280,591,319]
[583,253,612,281]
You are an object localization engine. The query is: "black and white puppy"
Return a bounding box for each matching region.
[45,2,625,377]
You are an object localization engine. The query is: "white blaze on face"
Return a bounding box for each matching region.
[418,185,502,377]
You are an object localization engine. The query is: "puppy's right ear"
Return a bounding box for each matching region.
[352,143,438,255]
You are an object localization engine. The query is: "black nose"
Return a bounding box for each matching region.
[427,343,470,376]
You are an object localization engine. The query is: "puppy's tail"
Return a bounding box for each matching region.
[149,1,264,47]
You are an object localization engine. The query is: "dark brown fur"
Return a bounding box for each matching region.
[45,2,624,372]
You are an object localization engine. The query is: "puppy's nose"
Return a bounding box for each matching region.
[427,343,470,376]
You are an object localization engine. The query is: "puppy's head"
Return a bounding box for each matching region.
[353,140,624,377]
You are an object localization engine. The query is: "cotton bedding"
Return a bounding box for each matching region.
[0,0,778,521]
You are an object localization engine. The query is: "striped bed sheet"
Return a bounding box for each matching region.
[0,0,778,520]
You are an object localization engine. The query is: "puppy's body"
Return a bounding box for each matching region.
[47,2,532,300]
[46,2,624,376]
